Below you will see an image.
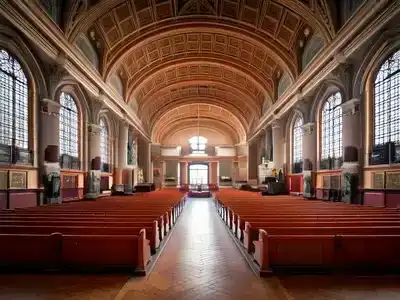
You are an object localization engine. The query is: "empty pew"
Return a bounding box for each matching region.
[0,231,151,273]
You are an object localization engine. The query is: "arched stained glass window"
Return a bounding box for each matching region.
[374,50,400,146]
[59,92,79,157]
[189,136,207,155]
[0,49,29,149]
[321,92,342,159]
[292,116,303,163]
[100,118,109,164]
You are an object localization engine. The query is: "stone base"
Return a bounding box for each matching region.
[85,170,101,200]
[43,162,61,204]
[303,170,314,199]
[342,162,359,204]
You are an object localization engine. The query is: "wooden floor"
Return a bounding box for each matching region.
[1,197,400,299]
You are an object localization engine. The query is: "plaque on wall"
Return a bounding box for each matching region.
[322,176,330,189]
[9,171,27,189]
[0,171,8,189]
[372,172,385,189]
[386,172,400,189]
[62,175,77,189]
[330,175,341,189]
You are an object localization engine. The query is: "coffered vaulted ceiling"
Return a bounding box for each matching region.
[64,0,336,143]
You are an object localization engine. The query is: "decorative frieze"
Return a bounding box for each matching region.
[386,172,400,189]
[9,171,27,189]
[372,172,385,189]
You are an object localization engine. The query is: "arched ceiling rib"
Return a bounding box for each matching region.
[153,117,243,145]
[65,0,337,144]
[140,83,258,125]
[151,103,246,144]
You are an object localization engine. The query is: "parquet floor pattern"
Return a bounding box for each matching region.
[1,197,400,299]
[116,198,280,300]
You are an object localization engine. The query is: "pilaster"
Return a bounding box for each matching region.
[40,98,61,204]
[85,123,101,199]
[340,98,361,204]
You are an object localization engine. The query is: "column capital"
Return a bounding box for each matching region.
[271,116,282,129]
[40,98,60,116]
[340,98,360,116]
[87,123,101,135]
[302,122,315,135]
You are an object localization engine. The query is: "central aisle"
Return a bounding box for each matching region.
[116,198,283,300]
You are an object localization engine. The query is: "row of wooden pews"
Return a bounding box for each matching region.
[215,189,400,276]
[0,190,186,275]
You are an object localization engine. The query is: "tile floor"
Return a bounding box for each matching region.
[1,197,400,300]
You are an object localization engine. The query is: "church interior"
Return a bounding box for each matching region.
[1,0,400,299]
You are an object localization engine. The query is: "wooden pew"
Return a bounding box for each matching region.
[253,231,400,276]
[0,231,151,273]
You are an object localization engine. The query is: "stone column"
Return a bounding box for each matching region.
[302,122,316,198]
[265,127,273,161]
[341,98,361,204]
[180,162,187,185]
[272,121,284,171]
[85,123,101,199]
[40,98,61,204]
[248,141,258,182]
[114,121,129,185]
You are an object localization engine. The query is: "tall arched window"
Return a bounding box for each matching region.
[321,92,342,159]
[373,50,400,146]
[189,136,207,155]
[0,49,29,150]
[292,116,303,163]
[59,92,79,158]
[100,118,109,165]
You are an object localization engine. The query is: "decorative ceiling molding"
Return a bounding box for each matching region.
[153,118,242,145]
[138,82,259,123]
[151,103,247,144]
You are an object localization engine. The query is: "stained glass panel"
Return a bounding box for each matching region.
[374,50,400,146]
[59,92,79,158]
[0,49,28,150]
[321,92,342,159]
[100,118,109,164]
[293,116,303,163]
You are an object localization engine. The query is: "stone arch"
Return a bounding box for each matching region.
[0,25,48,99]
[75,33,99,70]
[353,26,400,99]
[0,25,48,166]
[301,32,325,71]
[263,94,273,115]
[285,109,304,167]
[54,80,91,170]
[309,79,346,123]
[277,72,292,99]
[108,72,124,98]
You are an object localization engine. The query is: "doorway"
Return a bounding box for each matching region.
[189,163,209,185]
